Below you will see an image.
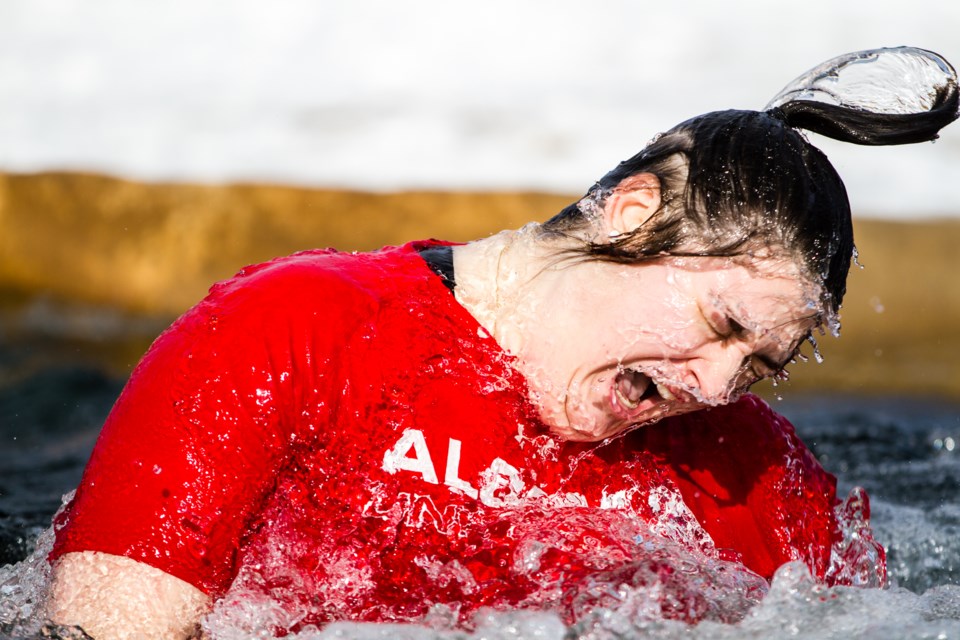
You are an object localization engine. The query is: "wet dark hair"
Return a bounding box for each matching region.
[544,110,855,315]
[544,47,960,320]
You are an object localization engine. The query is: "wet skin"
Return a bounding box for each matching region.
[511,255,820,442]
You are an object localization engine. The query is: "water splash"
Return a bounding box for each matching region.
[0,479,949,640]
[825,488,886,588]
[0,521,56,637]
[201,507,770,638]
[766,47,957,115]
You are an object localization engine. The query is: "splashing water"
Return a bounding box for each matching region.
[0,460,953,640]
[1,528,55,637]
[766,47,957,115]
[200,507,769,638]
[0,487,908,640]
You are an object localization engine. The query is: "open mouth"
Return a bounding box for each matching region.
[611,368,689,419]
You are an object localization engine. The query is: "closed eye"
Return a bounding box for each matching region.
[750,342,804,383]
[749,355,779,379]
[714,314,750,342]
[726,317,748,339]
[732,354,783,393]
[702,300,759,344]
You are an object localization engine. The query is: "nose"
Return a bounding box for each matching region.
[688,342,749,405]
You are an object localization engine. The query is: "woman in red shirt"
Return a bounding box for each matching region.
[47,48,958,639]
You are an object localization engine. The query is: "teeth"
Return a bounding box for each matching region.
[616,386,639,410]
[655,383,676,401]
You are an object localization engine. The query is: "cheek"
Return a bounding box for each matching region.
[636,310,707,354]
[660,325,707,351]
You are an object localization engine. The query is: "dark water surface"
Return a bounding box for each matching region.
[0,295,162,566]
[0,357,120,566]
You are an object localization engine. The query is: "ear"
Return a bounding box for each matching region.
[601,173,662,237]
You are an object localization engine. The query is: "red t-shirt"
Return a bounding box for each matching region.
[52,242,870,627]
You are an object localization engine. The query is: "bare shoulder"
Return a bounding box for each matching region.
[48,551,211,640]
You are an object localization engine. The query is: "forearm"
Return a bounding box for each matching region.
[48,551,211,640]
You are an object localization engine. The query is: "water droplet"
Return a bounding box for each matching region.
[852,246,864,269]
[808,335,824,364]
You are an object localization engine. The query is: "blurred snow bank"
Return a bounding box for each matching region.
[0,0,958,217]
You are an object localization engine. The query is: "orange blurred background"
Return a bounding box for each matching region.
[2,170,958,398]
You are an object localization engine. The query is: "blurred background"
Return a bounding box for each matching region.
[2,0,960,534]
[2,0,959,396]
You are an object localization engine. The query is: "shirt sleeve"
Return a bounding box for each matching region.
[51,252,372,596]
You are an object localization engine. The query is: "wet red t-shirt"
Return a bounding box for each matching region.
[52,242,847,626]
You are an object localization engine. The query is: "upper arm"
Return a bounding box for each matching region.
[52,257,363,595]
[48,551,211,640]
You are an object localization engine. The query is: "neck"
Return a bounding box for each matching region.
[452,226,570,356]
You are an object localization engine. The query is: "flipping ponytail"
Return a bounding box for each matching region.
[766,47,959,145]
[545,46,959,325]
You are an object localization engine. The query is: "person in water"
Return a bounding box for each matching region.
[46,48,958,639]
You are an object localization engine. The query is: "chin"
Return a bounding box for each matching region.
[549,419,633,443]
[567,402,707,442]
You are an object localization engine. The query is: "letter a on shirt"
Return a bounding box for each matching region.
[383,429,439,484]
